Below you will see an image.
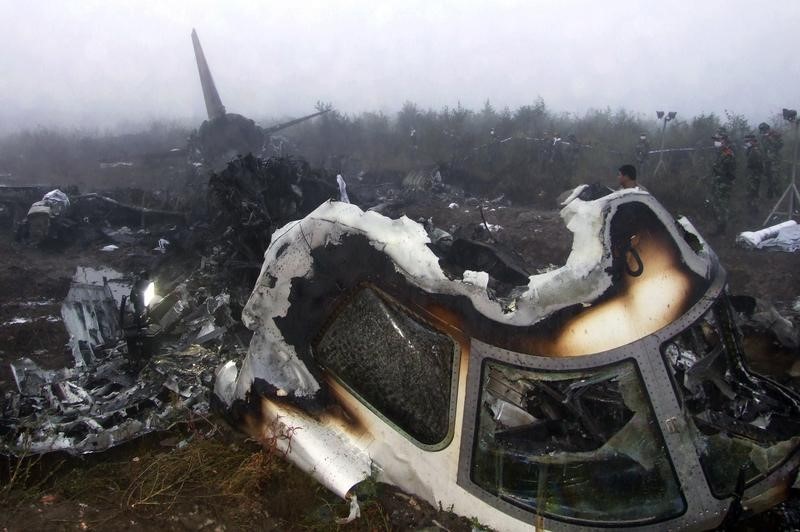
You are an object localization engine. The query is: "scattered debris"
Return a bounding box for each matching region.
[335,495,361,525]
[71,193,185,227]
[1,260,245,456]
[2,344,225,455]
[102,226,138,245]
[154,238,169,253]
[18,188,76,243]
[2,143,799,530]
[206,153,338,274]
[61,269,124,350]
[11,187,187,247]
[732,295,800,349]
[403,167,444,191]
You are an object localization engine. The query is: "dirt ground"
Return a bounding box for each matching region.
[1,187,799,531]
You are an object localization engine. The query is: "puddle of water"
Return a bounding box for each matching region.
[2,317,32,326]
[1,315,63,327]
[17,299,57,307]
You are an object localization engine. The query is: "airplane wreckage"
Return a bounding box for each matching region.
[2,31,800,532]
[4,181,800,530]
[205,187,800,531]
[188,28,329,168]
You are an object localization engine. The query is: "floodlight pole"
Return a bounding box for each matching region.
[793,119,799,185]
[652,111,675,177]
[763,117,800,226]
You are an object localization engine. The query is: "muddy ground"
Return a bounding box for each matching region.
[1,185,799,531]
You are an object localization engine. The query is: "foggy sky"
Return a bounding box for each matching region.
[1,0,798,134]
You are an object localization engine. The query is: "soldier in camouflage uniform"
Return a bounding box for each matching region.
[710,133,736,234]
[635,133,650,166]
[758,122,783,197]
[744,134,764,200]
[545,132,567,180]
[548,132,563,165]
[488,128,499,165]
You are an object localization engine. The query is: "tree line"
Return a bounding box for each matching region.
[0,100,791,221]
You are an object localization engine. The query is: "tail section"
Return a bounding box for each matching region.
[191,29,226,121]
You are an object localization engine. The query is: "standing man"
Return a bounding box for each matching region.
[710,133,736,235]
[758,122,783,198]
[635,133,650,167]
[488,128,499,165]
[548,132,565,180]
[617,164,640,189]
[744,134,764,202]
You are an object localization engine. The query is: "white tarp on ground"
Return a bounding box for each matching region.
[737,220,800,252]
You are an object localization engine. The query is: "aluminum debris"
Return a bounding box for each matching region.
[2,345,226,455]
[1,263,244,456]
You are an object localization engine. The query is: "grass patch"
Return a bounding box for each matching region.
[1,418,470,531]
[1,421,296,529]
[0,444,65,508]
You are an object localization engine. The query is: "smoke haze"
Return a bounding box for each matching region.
[1,0,797,132]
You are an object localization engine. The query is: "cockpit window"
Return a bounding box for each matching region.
[471,359,685,524]
[315,286,459,447]
[662,302,800,498]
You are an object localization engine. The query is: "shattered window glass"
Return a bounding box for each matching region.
[471,360,685,524]
[315,287,458,446]
[662,302,800,498]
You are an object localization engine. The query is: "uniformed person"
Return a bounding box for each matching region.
[744,134,764,201]
[758,122,783,197]
[547,132,566,180]
[710,133,736,234]
[548,132,563,164]
[635,133,650,166]
[488,128,499,165]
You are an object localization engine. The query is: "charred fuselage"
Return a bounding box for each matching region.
[214,186,800,531]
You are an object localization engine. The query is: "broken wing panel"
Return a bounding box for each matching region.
[61,283,121,348]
